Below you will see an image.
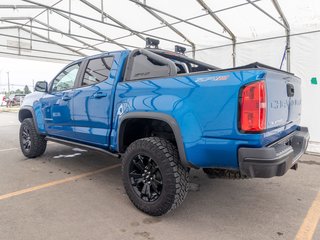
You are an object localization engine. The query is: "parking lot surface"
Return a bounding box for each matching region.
[0,112,319,240]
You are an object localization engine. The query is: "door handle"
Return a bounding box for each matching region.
[62,95,71,101]
[286,83,295,97]
[93,92,107,98]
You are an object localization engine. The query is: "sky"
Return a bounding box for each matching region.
[0,56,65,93]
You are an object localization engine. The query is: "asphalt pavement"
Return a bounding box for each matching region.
[0,112,319,240]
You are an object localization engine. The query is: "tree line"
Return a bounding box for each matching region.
[3,85,31,95]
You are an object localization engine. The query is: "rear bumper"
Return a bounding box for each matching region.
[238,127,309,178]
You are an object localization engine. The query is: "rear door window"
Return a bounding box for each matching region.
[82,57,114,86]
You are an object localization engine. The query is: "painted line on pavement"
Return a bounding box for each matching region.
[295,191,320,240]
[0,142,60,152]
[0,147,18,152]
[0,164,121,201]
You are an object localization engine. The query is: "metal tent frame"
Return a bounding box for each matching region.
[0,0,297,71]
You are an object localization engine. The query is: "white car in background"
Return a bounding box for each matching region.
[0,94,7,106]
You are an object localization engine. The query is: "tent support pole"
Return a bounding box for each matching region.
[33,19,105,52]
[132,0,196,58]
[246,0,287,29]
[22,0,191,47]
[196,0,236,67]
[192,45,196,59]
[185,29,320,54]
[130,0,231,41]
[247,0,290,71]
[79,0,145,41]
[0,27,96,51]
[30,20,32,49]
[52,10,127,49]
[100,0,104,22]
[46,9,49,39]
[20,27,86,56]
[1,18,139,50]
[232,42,236,68]
[271,0,290,72]
[68,0,71,34]
[18,28,21,55]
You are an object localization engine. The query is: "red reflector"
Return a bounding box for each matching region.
[240,81,266,132]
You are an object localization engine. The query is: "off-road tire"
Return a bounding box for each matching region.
[19,118,47,158]
[122,137,189,216]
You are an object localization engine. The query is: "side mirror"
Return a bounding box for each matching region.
[34,81,48,92]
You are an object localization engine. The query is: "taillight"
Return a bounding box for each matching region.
[240,80,266,132]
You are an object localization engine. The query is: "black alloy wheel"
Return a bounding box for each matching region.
[19,118,47,158]
[21,125,32,152]
[129,154,163,202]
[122,137,189,216]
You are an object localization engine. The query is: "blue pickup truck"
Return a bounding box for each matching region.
[19,45,309,216]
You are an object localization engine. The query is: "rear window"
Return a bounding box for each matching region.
[128,54,172,81]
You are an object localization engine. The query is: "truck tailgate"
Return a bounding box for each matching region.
[265,69,301,140]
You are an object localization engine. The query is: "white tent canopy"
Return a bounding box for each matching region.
[0,0,318,63]
[0,0,319,151]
